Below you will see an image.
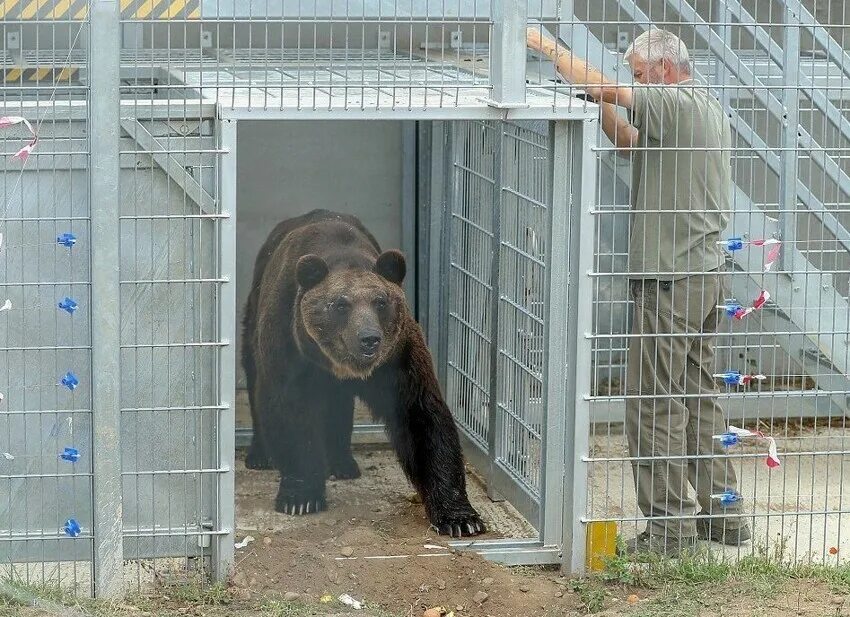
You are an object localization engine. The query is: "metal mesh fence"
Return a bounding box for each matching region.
[523,0,850,566]
[2,0,850,593]
[119,4,232,591]
[0,8,93,594]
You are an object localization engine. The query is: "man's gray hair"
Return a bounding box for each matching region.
[624,29,691,71]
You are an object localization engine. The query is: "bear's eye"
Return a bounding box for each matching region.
[333,299,350,314]
[374,296,388,310]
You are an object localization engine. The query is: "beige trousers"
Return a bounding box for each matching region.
[626,273,743,538]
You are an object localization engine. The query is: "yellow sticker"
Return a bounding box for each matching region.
[320,594,334,603]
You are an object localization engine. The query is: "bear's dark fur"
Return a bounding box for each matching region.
[242,209,485,537]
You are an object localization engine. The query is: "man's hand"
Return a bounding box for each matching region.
[526,26,558,56]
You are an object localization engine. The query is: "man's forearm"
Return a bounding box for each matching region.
[527,28,633,108]
[600,101,638,151]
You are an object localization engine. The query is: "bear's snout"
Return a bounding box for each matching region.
[358,328,382,357]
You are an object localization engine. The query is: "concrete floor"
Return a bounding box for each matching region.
[587,427,850,563]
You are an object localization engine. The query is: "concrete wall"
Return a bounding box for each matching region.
[235,120,407,389]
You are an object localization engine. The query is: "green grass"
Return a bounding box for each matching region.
[585,536,850,616]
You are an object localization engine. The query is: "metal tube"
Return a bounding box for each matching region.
[561,118,596,574]
[780,7,801,272]
[214,118,238,582]
[89,0,124,597]
[489,0,528,107]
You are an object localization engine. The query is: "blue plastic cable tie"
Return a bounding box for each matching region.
[724,301,743,317]
[716,432,740,447]
[59,447,80,463]
[60,372,79,391]
[58,297,78,315]
[63,518,81,537]
[725,237,744,251]
[716,491,742,507]
[718,371,743,385]
[57,233,76,248]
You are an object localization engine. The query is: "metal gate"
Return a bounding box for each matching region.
[438,118,597,567]
[0,0,234,596]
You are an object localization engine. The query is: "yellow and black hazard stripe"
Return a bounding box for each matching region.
[0,0,200,19]
[0,0,87,19]
[121,0,201,19]
[3,66,80,83]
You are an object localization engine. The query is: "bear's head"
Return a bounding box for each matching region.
[296,250,407,379]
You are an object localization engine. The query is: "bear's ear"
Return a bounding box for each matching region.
[296,254,329,290]
[375,249,406,286]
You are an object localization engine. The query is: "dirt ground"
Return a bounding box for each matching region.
[227,446,850,617]
[4,444,850,617]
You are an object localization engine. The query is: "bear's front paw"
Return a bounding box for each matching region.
[275,481,327,516]
[244,447,273,470]
[327,456,361,480]
[431,510,487,538]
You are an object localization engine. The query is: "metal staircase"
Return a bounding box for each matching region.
[558,0,850,416]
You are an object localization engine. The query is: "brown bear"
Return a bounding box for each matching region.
[242,209,485,537]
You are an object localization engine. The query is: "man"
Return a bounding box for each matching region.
[527,27,751,555]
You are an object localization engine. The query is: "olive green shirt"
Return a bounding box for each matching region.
[629,79,731,280]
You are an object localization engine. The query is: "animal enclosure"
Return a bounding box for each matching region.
[0,0,848,600]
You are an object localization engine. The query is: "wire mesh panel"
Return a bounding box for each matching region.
[119,8,231,590]
[495,122,549,501]
[524,0,850,566]
[446,120,497,450]
[0,5,94,594]
[124,0,502,113]
[443,119,576,537]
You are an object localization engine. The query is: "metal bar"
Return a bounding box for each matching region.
[402,121,417,305]
[611,0,850,254]
[561,118,596,574]
[724,0,850,202]
[566,14,850,403]
[725,0,850,150]
[119,119,216,214]
[427,121,446,351]
[214,118,237,582]
[416,122,432,331]
[784,0,850,83]
[538,121,570,552]
[216,107,599,122]
[486,122,504,502]
[89,0,124,597]
[780,7,801,270]
[436,124,454,389]
[488,0,528,107]
[662,0,850,206]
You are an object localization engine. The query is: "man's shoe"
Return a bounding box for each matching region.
[696,518,752,545]
[620,531,699,559]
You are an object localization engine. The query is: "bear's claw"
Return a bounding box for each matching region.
[276,497,327,516]
[275,481,327,516]
[432,514,487,538]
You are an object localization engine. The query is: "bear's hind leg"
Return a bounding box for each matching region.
[244,374,273,470]
[324,389,361,480]
[257,373,328,515]
[242,335,272,470]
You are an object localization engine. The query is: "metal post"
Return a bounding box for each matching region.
[214,118,237,581]
[436,124,454,389]
[89,0,124,598]
[489,0,528,107]
[486,123,504,502]
[780,6,801,272]
[427,121,446,352]
[402,122,418,306]
[538,120,576,550]
[714,0,733,112]
[560,118,596,574]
